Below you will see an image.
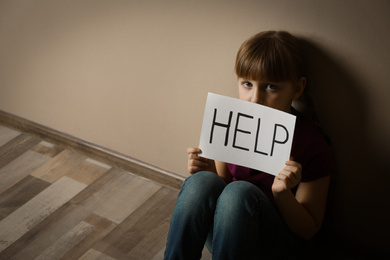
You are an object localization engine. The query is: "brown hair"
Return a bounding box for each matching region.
[235,31,305,82]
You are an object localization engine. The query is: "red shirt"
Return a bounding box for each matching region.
[227,111,333,202]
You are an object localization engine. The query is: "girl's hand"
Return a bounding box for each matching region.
[272,158,302,195]
[187,147,217,175]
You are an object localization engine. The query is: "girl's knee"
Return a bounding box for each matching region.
[223,181,261,198]
[214,182,265,233]
[182,171,224,191]
[184,171,220,183]
[179,171,225,203]
[217,181,267,210]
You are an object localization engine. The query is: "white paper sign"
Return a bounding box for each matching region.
[199,93,296,176]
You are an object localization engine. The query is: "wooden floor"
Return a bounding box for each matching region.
[0,125,212,260]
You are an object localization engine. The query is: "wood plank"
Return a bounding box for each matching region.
[93,175,161,224]
[123,188,178,259]
[0,126,20,147]
[0,110,184,190]
[60,213,117,260]
[0,175,50,220]
[201,247,213,260]
[93,187,178,259]
[0,150,51,195]
[126,214,172,259]
[0,176,87,252]
[30,149,87,183]
[79,248,117,260]
[154,244,212,260]
[65,158,111,185]
[0,133,41,169]
[31,140,64,157]
[1,169,133,259]
[151,247,166,260]
[34,221,96,260]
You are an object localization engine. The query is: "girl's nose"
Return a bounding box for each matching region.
[250,88,262,104]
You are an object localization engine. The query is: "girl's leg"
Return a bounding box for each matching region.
[211,181,293,260]
[164,171,226,260]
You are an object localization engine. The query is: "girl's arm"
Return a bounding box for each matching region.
[272,160,330,240]
[215,161,232,184]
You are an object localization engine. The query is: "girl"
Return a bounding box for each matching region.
[164,31,333,260]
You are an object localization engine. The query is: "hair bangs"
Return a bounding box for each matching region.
[235,33,297,82]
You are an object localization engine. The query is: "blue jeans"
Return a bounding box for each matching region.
[164,171,302,260]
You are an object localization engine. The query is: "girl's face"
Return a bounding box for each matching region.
[237,77,306,113]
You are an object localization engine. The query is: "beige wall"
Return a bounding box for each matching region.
[1,0,389,254]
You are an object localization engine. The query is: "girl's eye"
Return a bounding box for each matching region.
[243,82,253,88]
[266,84,277,90]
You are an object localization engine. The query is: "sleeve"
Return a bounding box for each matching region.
[300,136,334,182]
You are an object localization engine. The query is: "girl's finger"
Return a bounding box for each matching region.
[281,166,301,184]
[189,158,208,167]
[283,165,298,174]
[187,147,201,154]
[277,171,294,186]
[285,160,302,170]
[277,171,289,180]
[189,166,202,174]
[188,153,209,163]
